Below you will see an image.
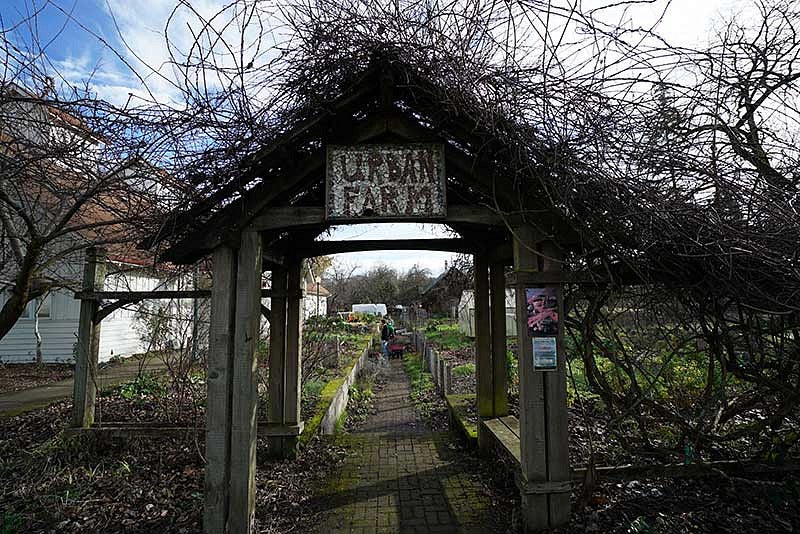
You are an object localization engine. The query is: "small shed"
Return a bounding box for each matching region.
[420,266,470,316]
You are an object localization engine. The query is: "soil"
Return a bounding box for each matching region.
[0,363,74,394]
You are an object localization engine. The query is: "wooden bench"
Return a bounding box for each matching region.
[482,415,522,467]
[481,416,800,483]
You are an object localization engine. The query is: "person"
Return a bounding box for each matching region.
[380,318,391,361]
[387,317,396,339]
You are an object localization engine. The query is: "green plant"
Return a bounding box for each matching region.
[302,379,326,405]
[452,363,475,377]
[114,373,166,401]
[0,512,24,534]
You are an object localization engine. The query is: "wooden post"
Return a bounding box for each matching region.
[490,263,509,416]
[540,240,571,526]
[513,227,571,531]
[71,247,106,428]
[438,356,446,395]
[266,266,287,455]
[282,259,303,457]
[204,246,237,534]
[474,254,493,451]
[228,231,263,534]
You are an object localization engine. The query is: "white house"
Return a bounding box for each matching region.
[0,84,189,363]
[0,260,188,363]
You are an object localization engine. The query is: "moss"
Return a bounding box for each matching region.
[300,334,372,444]
[446,394,478,441]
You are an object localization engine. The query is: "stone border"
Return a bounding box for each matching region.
[319,345,370,434]
[445,393,478,446]
[300,338,374,444]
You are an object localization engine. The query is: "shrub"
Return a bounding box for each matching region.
[452,363,475,377]
[114,373,166,401]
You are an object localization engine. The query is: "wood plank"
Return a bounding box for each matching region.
[499,415,521,439]
[71,247,106,428]
[204,246,236,534]
[490,263,509,417]
[283,260,303,453]
[247,204,507,232]
[228,231,263,534]
[290,238,476,257]
[474,254,493,454]
[267,266,287,450]
[483,418,522,465]
[540,240,571,527]
[512,226,549,531]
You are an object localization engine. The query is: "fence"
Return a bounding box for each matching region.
[410,330,452,396]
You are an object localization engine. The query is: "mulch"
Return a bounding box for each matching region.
[0,363,74,394]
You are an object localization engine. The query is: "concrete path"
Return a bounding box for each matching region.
[314,359,511,534]
[0,356,168,417]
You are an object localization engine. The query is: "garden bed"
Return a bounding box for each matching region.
[300,336,372,443]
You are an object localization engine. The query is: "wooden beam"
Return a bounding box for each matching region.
[490,263,509,417]
[540,240,571,527]
[228,231,263,534]
[266,266,288,456]
[290,238,475,257]
[76,289,278,301]
[204,246,237,534]
[71,247,106,428]
[474,254,493,452]
[282,259,303,458]
[247,204,506,232]
[513,226,549,532]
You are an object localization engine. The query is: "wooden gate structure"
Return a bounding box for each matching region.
[71,57,600,533]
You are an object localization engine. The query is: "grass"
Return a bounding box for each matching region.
[403,352,433,403]
[425,321,472,350]
[452,363,475,377]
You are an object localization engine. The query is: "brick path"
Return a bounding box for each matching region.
[313,359,510,534]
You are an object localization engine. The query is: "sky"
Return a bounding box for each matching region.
[1,0,746,275]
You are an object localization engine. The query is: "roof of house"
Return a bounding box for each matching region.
[421,266,467,296]
[306,282,330,297]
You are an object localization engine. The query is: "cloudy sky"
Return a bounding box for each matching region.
[3,0,746,275]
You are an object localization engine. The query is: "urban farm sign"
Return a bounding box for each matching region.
[326,144,446,220]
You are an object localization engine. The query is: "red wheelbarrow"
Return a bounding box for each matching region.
[387,342,406,359]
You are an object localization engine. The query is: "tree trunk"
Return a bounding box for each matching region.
[0,246,41,341]
[34,299,43,365]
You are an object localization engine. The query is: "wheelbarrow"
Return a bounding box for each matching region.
[387,342,406,359]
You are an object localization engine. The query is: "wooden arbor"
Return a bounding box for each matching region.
[140,59,585,533]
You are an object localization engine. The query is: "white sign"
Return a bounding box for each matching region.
[326,144,446,220]
[533,337,558,371]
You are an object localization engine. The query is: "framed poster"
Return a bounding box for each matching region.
[326,144,446,220]
[532,337,557,370]
[526,287,559,371]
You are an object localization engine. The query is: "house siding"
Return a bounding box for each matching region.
[0,267,169,363]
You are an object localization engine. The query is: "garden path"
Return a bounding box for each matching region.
[311,359,511,534]
[0,356,168,417]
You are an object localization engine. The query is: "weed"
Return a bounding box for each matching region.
[113,373,166,402]
[452,363,475,377]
